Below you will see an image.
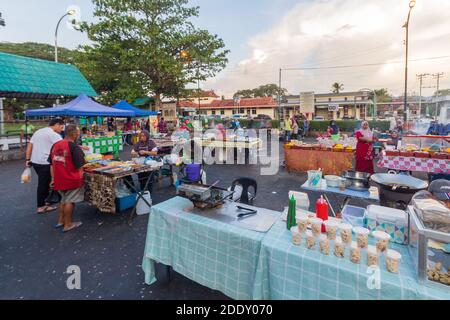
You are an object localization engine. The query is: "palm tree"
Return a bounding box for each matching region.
[331,82,344,94]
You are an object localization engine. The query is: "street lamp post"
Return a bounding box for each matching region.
[55,10,76,63]
[403,0,416,124]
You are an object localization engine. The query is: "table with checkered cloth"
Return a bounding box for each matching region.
[377,155,450,174]
[142,197,266,300]
[252,220,450,300]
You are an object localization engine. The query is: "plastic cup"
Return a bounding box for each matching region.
[367,245,379,267]
[319,234,330,255]
[296,215,309,234]
[386,249,402,273]
[353,227,370,249]
[306,230,316,250]
[324,220,339,240]
[291,227,302,246]
[339,223,353,244]
[372,231,391,253]
[334,236,345,258]
[309,217,323,237]
[350,241,361,264]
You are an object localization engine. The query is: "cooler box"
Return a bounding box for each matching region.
[364,205,409,244]
[116,194,137,212]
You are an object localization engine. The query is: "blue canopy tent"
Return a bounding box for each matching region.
[112,100,158,117]
[25,93,134,118]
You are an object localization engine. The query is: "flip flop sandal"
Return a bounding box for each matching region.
[44,206,58,213]
[62,222,83,233]
[53,223,64,229]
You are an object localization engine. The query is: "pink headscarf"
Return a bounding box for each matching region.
[358,121,373,140]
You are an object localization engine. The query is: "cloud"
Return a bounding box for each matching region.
[206,0,450,98]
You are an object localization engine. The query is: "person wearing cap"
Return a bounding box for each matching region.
[429,179,450,207]
[25,118,64,214]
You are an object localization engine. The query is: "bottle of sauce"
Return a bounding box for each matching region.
[316,196,329,232]
[287,195,297,230]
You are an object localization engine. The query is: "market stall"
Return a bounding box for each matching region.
[142,196,280,300]
[284,136,356,175]
[84,159,162,216]
[378,135,450,174]
[142,191,450,299]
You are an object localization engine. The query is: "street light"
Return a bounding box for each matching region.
[402,0,416,124]
[55,9,76,63]
[0,13,5,27]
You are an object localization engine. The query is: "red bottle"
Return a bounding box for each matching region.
[316,196,329,233]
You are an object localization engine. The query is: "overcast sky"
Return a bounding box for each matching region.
[1,0,449,98]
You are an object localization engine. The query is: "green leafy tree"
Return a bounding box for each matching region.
[0,42,77,64]
[331,82,344,94]
[80,0,229,106]
[372,88,393,103]
[233,84,287,99]
[233,89,255,99]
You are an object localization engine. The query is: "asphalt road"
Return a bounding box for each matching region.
[0,143,387,300]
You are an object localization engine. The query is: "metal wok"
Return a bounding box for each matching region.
[371,174,428,194]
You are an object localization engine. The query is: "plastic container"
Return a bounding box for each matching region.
[319,234,330,255]
[116,193,137,213]
[307,170,322,188]
[324,220,339,240]
[296,214,309,233]
[339,223,353,244]
[342,205,366,227]
[386,249,402,274]
[334,237,345,258]
[365,205,408,245]
[353,226,370,249]
[309,217,323,237]
[288,191,310,211]
[372,230,391,253]
[350,242,361,264]
[367,245,379,267]
[136,191,152,216]
[306,230,316,250]
[291,227,301,246]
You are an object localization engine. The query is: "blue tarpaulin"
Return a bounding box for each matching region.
[25,93,134,117]
[112,100,158,117]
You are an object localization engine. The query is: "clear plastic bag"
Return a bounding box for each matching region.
[21,168,31,184]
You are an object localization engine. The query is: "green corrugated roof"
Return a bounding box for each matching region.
[0,52,97,98]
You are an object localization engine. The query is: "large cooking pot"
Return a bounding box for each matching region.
[371,174,428,193]
[341,170,371,191]
[371,173,429,209]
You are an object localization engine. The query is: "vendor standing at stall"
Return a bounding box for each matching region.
[328,120,340,136]
[355,121,376,174]
[131,130,158,191]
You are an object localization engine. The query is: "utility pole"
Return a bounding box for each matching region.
[416,73,429,118]
[278,69,282,121]
[432,73,444,121]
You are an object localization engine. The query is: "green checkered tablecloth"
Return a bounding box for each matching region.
[142,197,266,300]
[252,220,450,300]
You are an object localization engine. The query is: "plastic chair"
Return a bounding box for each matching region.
[230,177,257,204]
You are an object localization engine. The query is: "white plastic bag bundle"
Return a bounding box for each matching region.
[21,168,31,184]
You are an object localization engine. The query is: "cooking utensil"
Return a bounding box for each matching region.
[341,171,371,191]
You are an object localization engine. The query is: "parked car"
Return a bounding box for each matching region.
[232,114,242,119]
[314,116,325,121]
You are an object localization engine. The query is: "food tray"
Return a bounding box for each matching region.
[178,185,234,210]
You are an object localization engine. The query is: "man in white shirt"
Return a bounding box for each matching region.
[25,118,64,214]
